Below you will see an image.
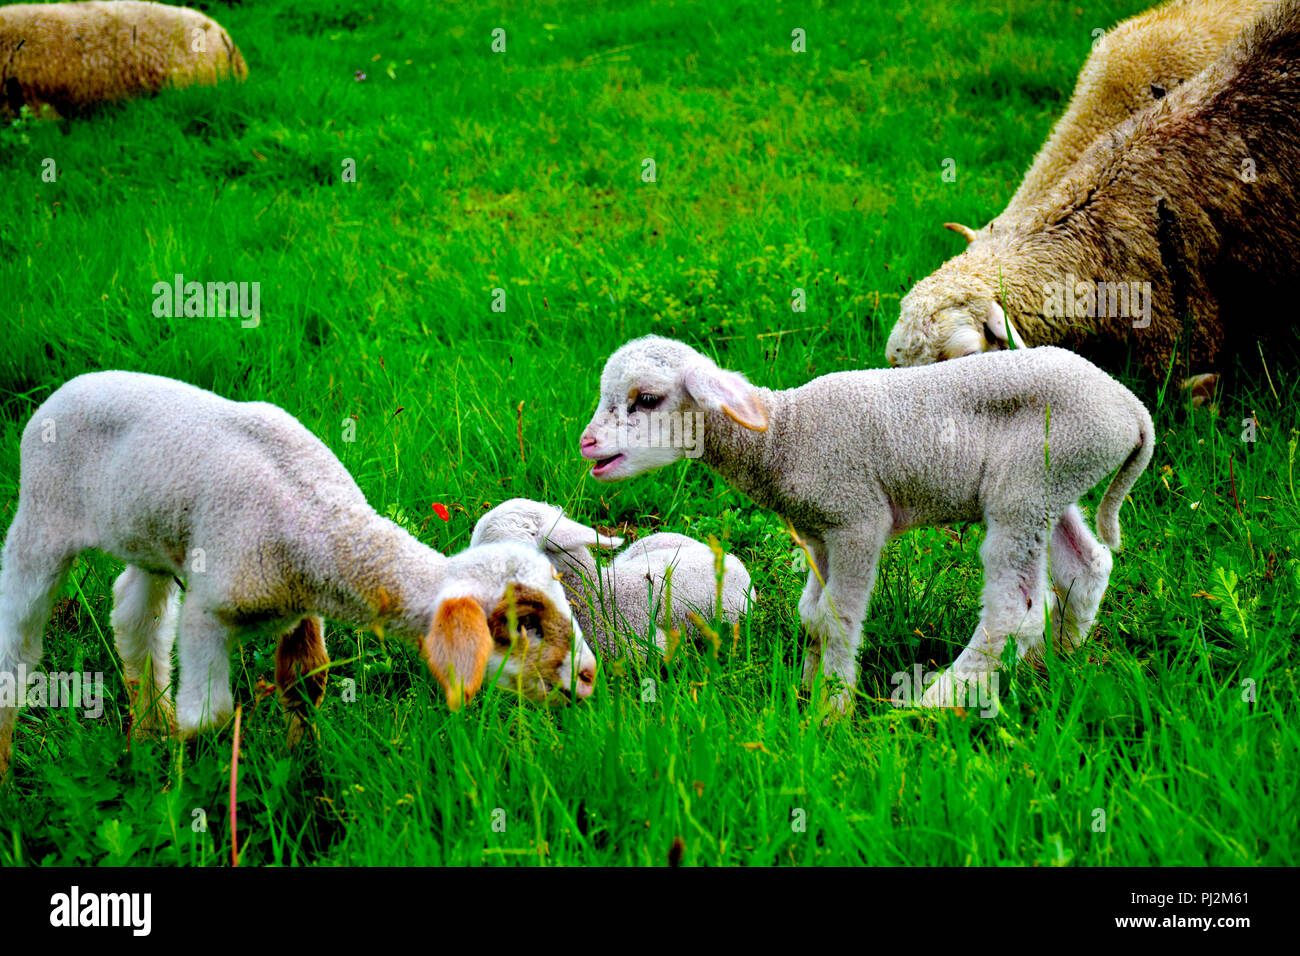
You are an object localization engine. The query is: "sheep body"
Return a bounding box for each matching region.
[0,1,248,118]
[581,338,1153,709]
[471,499,754,657]
[889,0,1300,381]
[980,0,1272,236]
[0,372,594,775]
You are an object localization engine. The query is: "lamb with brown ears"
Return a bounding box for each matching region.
[0,371,595,775]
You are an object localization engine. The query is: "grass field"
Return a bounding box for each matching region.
[1,0,1297,866]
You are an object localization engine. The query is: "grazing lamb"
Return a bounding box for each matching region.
[0,372,596,776]
[581,337,1153,711]
[471,498,754,657]
[946,0,1271,243]
[888,0,1300,394]
[0,1,248,119]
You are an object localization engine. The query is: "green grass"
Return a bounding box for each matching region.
[1,0,1297,866]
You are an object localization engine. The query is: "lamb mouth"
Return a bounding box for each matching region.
[591,453,625,476]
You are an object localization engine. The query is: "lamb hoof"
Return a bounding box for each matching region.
[920,671,961,712]
[920,670,1000,712]
[175,703,234,741]
[1182,373,1219,409]
[801,653,821,689]
[132,704,176,739]
[799,633,826,688]
[286,715,318,750]
[127,683,176,738]
[810,678,855,721]
[827,686,854,716]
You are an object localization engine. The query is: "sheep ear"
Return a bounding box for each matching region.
[984,301,1026,350]
[682,360,768,432]
[544,515,624,552]
[943,222,978,243]
[421,596,492,711]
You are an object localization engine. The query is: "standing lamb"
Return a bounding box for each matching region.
[946,0,1272,243]
[580,337,1152,711]
[0,1,248,119]
[471,498,754,656]
[888,0,1300,392]
[0,372,596,776]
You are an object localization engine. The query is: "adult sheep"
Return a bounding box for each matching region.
[946,0,1272,243]
[0,1,247,119]
[887,0,1300,394]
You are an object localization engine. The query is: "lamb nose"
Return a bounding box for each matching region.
[580,435,597,448]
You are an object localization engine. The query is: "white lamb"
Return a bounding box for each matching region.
[0,371,596,775]
[580,337,1153,710]
[470,498,754,657]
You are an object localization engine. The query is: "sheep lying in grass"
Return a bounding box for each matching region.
[581,337,1153,711]
[946,0,1271,243]
[889,0,1300,398]
[0,1,248,119]
[471,498,754,657]
[0,372,595,776]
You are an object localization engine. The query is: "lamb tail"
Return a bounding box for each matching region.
[1096,400,1155,551]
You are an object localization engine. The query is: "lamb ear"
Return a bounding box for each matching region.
[543,514,624,553]
[682,358,768,432]
[943,222,978,243]
[984,301,1026,350]
[421,596,492,711]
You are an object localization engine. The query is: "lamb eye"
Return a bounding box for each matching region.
[494,611,542,646]
[1150,83,1166,99]
[633,393,663,411]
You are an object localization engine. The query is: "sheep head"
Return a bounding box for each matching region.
[888,272,1026,366]
[580,336,766,481]
[424,542,597,708]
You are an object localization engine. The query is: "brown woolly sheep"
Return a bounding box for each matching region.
[0,1,247,119]
[887,0,1300,392]
[945,0,1272,244]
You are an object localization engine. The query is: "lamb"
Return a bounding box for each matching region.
[0,1,248,119]
[580,337,1153,711]
[0,372,596,776]
[888,0,1300,394]
[470,498,754,657]
[946,0,1272,243]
